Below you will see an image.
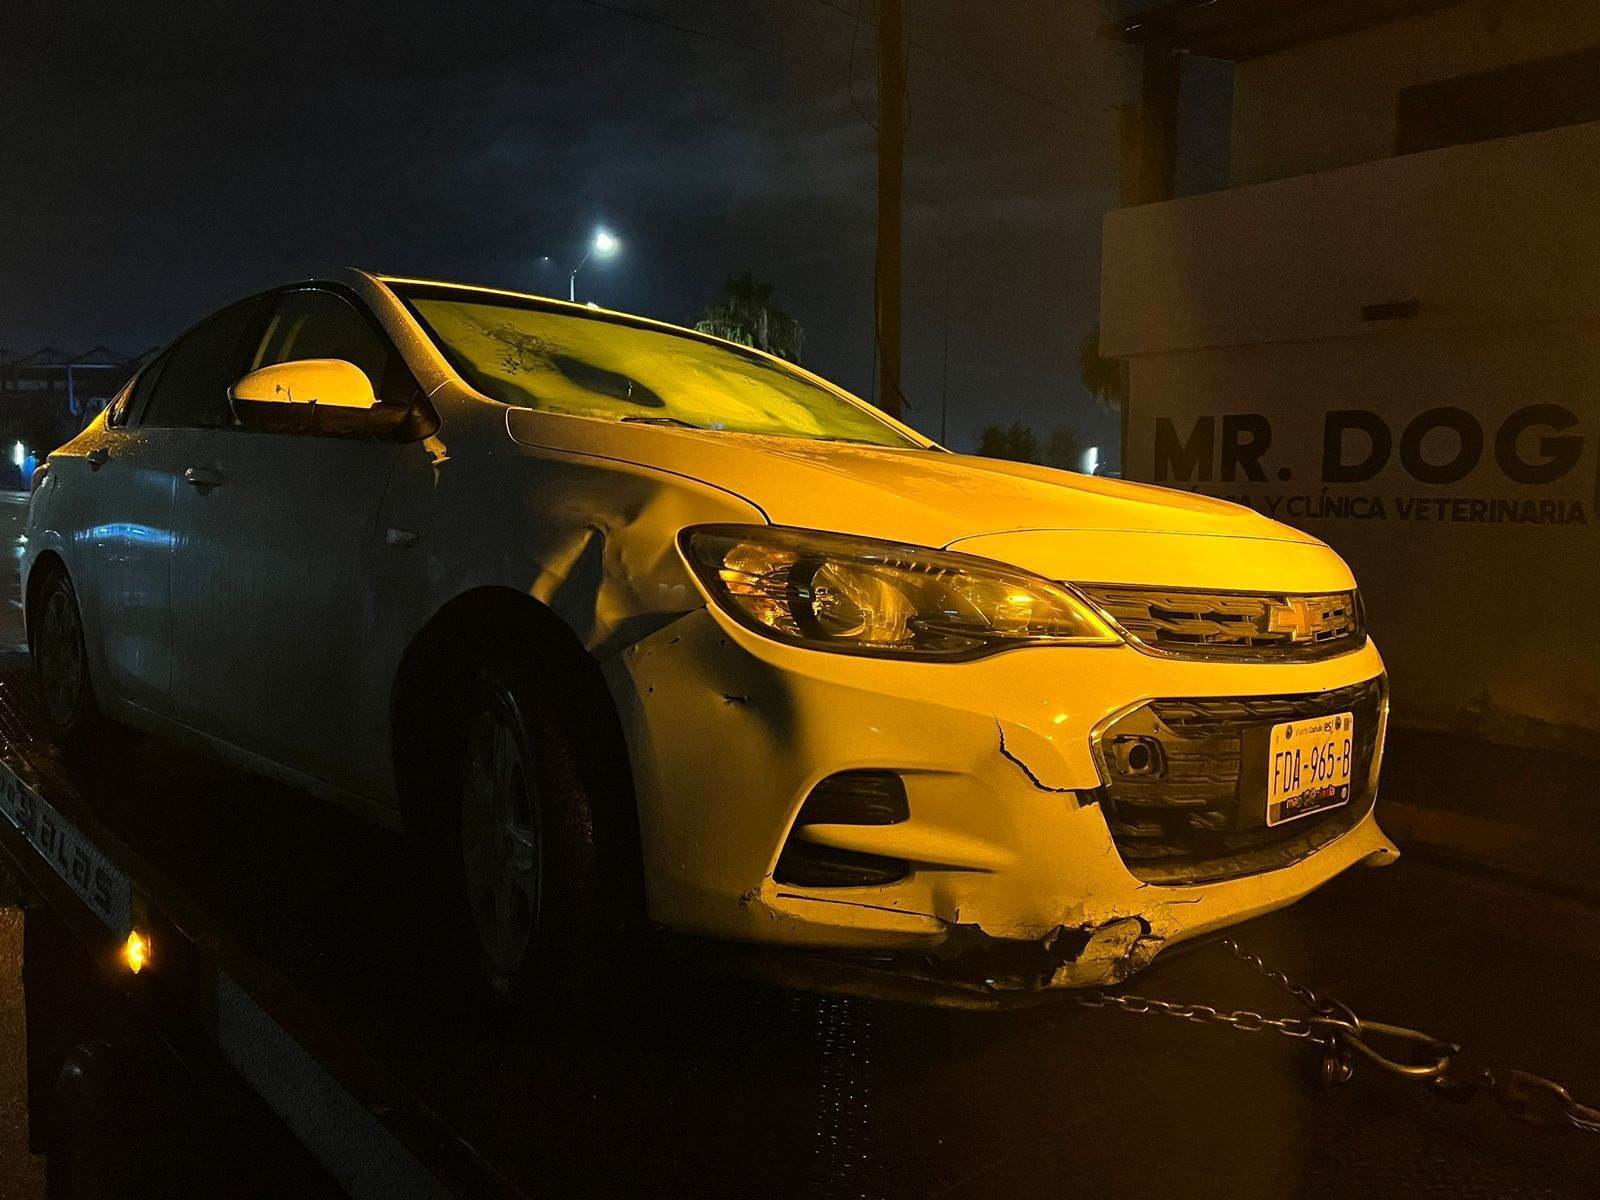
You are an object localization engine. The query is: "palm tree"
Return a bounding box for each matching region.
[1044,424,1082,470]
[694,271,805,363]
[1078,329,1128,411]
[976,421,1039,463]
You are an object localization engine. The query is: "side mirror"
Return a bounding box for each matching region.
[229,359,402,436]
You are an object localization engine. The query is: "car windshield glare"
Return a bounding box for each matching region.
[401,290,918,448]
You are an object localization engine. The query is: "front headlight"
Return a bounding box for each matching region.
[680,524,1122,660]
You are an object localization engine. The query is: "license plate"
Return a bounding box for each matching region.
[1266,711,1354,827]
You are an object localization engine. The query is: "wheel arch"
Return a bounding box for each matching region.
[389,586,646,915]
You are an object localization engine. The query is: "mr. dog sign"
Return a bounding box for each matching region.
[1149,404,1593,527]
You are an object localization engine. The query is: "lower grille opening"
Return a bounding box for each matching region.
[773,771,911,887]
[1093,677,1386,884]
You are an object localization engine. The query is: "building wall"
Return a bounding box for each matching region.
[1100,120,1600,755]
[1103,119,1600,357]
[1230,0,1600,185]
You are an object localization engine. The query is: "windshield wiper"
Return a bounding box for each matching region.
[620,415,704,430]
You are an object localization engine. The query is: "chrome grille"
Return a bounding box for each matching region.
[1077,586,1364,662]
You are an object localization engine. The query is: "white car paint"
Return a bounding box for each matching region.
[24,270,1396,998]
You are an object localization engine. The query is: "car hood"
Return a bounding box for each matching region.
[505,412,1349,591]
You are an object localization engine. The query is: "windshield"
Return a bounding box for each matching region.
[400,288,919,448]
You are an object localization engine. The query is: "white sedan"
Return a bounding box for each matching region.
[24,270,1396,1005]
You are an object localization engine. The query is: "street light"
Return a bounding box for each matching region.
[569,228,620,302]
[529,255,552,295]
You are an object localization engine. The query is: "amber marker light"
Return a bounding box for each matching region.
[123,929,151,974]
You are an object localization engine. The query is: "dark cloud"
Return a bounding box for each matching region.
[1,0,1133,458]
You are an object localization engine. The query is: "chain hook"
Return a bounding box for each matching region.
[1330,1018,1456,1080]
[1071,937,1597,1133]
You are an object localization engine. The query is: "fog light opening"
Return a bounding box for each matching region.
[1110,735,1165,779]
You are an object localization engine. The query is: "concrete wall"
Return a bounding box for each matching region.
[1100,121,1600,755]
[1103,118,1600,358]
[1231,0,1600,185]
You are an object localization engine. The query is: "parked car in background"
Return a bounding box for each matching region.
[23,270,1395,1004]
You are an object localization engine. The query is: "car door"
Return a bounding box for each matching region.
[168,286,407,794]
[74,299,266,718]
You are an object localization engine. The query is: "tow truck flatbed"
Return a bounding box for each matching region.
[1,670,1597,1198]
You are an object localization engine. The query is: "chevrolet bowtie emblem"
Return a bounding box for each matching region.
[1266,597,1322,641]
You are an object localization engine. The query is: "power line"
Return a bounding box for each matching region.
[569,0,825,66]
[564,0,1118,147]
[806,0,1121,125]
[812,0,1116,147]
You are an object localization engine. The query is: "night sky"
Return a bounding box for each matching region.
[0,0,1225,460]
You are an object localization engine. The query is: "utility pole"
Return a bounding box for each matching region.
[939,240,951,445]
[875,0,905,418]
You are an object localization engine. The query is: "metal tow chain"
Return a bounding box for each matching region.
[1069,938,1600,1134]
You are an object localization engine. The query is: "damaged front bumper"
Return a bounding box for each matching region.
[606,606,1398,1006]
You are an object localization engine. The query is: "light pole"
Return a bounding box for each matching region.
[569,229,619,302]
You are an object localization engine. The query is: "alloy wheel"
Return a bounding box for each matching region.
[37,583,85,730]
[460,700,543,986]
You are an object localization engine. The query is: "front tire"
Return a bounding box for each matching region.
[425,649,630,1009]
[455,671,550,998]
[31,567,100,744]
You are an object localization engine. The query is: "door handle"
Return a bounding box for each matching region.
[183,466,225,489]
[86,448,109,471]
